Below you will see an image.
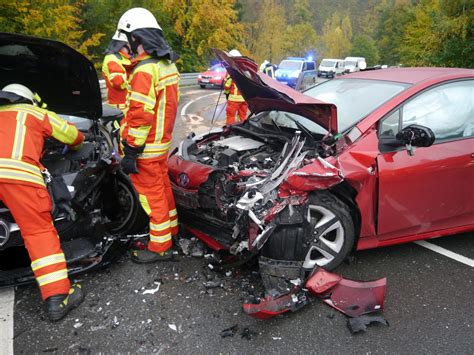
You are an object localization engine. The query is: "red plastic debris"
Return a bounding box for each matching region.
[306,269,387,317]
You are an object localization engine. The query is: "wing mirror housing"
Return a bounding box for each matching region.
[396,124,435,148]
[379,124,435,156]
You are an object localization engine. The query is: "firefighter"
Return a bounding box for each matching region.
[102,31,133,111]
[224,49,248,125]
[0,84,84,321]
[116,7,180,263]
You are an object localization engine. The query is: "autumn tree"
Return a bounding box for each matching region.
[0,0,104,62]
[321,14,352,58]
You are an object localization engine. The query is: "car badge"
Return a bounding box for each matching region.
[178,173,189,188]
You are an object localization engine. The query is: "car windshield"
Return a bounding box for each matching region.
[320,60,335,67]
[258,111,328,135]
[209,64,225,72]
[304,79,410,132]
[279,60,302,70]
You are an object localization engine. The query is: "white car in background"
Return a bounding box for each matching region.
[344,56,367,72]
[318,58,345,78]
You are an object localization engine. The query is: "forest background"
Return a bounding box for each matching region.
[0,0,472,72]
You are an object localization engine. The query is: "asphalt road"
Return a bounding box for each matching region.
[10,85,474,354]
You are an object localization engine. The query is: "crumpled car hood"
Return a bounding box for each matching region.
[0,32,102,119]
[214,49,337,133]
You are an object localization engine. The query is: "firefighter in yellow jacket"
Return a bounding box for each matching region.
[0,84,84,321]
[116,8,180,263]
[224,49,248,125]
[102,31,133,110]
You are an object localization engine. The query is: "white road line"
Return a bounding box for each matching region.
[0,288,14,355]
[180,92,220,117]
[414,240,474,267]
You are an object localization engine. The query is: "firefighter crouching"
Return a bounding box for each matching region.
[102,31,134,111]
[117,7,180,263]
[0,84,85,321]
[224,49,248,125]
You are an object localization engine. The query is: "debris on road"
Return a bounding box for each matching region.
[240,327,257,340]
[347,315,389,334]
[168,324,177,332]
[143,282,161,295]
[112,316,120,329]
[306,269,387,317]
[220,324,238,338]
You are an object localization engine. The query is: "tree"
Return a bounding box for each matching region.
[251,0,288,64]
[375,1,415,65]
[351,35,380,65]
[0,0,104,62]
[321,14,352,58]
[282,23,318,59]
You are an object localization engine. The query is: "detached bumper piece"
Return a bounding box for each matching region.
[243,268,386,320]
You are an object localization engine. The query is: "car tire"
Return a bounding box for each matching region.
[199,84,205,89]
[261,191,355,271]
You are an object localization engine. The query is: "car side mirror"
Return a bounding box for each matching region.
[379,124,435,156]
[396,124,435,148]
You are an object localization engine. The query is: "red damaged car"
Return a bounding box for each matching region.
[169,49,474,295]
[197,63,227,89]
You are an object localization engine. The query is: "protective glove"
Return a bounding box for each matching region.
[225,93,229,100]
[121,141,145,175]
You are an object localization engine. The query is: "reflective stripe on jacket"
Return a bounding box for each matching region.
[102,50,133,109]
[264,65,275,79]
[121,54,180,160]
[224,75,245,103]
[0,104,84,187]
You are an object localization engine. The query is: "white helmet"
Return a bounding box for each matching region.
[228,49,242,57]
[2,84,35,104]
[117,7,162,33]
[112,30,128,42]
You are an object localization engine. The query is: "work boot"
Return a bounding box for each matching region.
[45,284,84,322]
[131,249,173,264]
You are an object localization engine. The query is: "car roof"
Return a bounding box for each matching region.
[321,58,342,62]
[343,67,474,84]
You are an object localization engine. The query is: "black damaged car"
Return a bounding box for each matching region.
[0,32,147,287]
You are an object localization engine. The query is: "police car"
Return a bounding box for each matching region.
[275,57,316,88]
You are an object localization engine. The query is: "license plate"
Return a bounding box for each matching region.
[201,79,209,83]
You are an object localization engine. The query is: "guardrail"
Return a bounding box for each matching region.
[100,72,199,101]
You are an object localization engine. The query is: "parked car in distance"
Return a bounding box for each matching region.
[275,57,316,88]
[344,56,367,72]
[170,49,474,294]
[318,58,345,78]
[198,63,227,89]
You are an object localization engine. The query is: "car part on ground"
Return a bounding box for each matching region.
[243,267,387,324]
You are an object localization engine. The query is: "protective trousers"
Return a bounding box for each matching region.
[0,184,70,300]
[130,158,177,253]
[226,101,248,125]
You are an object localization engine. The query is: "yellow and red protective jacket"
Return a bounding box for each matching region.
[102,50,133,109]
[0,104,84,187]
[121,53,180,160]
[224,74,245,103]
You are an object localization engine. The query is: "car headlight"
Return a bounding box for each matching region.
[198,74,202,79]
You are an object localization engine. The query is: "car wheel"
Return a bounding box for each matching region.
[262,191,355,271]
[199,84,205,89]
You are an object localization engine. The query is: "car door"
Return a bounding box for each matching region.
[376,79,474,240]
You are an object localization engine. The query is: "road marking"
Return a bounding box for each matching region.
[180,92,220,117]
[414,240,474,267]
[0,288,14,355]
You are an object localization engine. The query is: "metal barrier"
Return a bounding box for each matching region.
[99,73,199,102]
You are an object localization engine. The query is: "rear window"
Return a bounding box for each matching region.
[305,79,410,132]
